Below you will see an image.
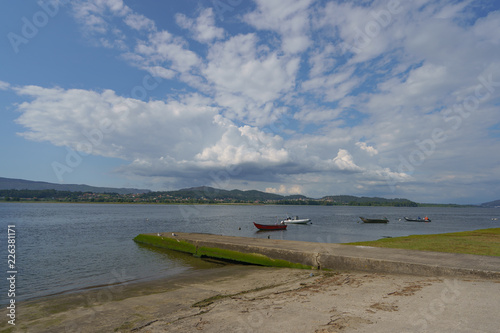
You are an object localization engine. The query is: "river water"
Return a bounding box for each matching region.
[1,203,498,303]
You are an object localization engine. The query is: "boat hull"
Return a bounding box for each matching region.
[360,217,389,223]
[253,222,287,230]
[281,219,311,224]
[404,217,431,222]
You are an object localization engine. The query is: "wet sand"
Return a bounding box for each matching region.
[5,264,500,333]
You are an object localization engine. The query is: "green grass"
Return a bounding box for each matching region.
[196,245,313,269]
[134,234,197,254]
[133,234,314,269]
[344,228,500,256]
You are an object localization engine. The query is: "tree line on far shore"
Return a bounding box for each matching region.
[0,189,422,207]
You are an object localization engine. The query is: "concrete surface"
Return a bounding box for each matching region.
[148,232,500,279]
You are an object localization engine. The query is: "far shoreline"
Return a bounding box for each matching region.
[0,200,482,207]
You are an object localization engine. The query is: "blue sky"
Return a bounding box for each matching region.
[1,0,500,204]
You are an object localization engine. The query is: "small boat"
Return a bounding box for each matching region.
[253,222,287,230]
[280,216,311,224]
[404,217,431,222]
[360,217,389,223]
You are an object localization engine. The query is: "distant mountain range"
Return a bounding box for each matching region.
[3,177,496,206]
[138,186,418,206]
[0,177,149,195]
[481,199,500,208]
[151,186,308,202]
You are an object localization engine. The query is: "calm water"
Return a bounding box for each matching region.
[1,203,498,303]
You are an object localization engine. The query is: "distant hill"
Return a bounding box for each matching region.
[141,186,287,202]
[321,195,418,206]
[481,199,500,208]
[143,186,418,205]
[0,177,150,195]
[0,178,420,206]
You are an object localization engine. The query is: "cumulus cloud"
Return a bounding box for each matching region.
[14,86,221,162]
[12,83,414,192]
[331,149,363,172]
[12,85,306,185]
[195,119,290,166]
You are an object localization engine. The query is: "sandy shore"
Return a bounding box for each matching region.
[5,265,500,333]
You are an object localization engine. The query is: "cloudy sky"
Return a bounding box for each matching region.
[1,0,499,204]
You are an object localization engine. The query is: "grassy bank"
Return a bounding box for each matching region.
[133,234,313,269]
[345,228,500,257]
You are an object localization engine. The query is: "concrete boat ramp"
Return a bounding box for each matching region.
[134,232,500,279]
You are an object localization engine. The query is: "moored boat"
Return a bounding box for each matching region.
[360,217,389,223]
[253,222,287,230]
[280,216,311,224]
[404,217,431,222]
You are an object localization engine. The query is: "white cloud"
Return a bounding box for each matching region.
[12,85,301,185]
[434,0,473,19]
[302,65,360,102]
[204,34,294,102]
[71,0,201,81]
[293,106,343,124]
[176,8,224,43]
[72,0,130,34]
[12,84,414,194]
[473,11,500,44]
[141,65,176,80]
[315,1,404,65]
[134,31,201,74]
[307,45,337,78]
[203,33,300,124]
[331,149,363,172]
[356,142,378,156]
[13,86,222,162]
[124,13,155,31]
[244,0,313,54]
[195,118,290,167]
[73,0,130,18]
[0,81,10,90]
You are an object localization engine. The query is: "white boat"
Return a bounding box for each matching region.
[280,215,311,224]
